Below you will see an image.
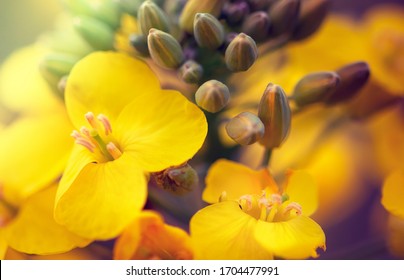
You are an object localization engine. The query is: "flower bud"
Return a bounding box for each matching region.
[148,28,185,69]
[195,80,230,113]
[325,62,370,105]
[225,33,258,72]
[153,163,199,195]
[178,60,204,84]
[63,0,122,29]
[137,0,170,36]
[39,53,80,88]
[292,0,330,41]
[258,83,291,149]
[223,1,250,25]
[129,34,149,56]
[226,112,265,145]
[73,16,115,50]
[292,71,340,107]
[241,11,271,42]
[247,0,271,11]
[193,13,225,50]
[179,0,226,33]
[268,0,301,37]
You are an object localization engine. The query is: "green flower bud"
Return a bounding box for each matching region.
[292,71,340,107]
[268,0,301,37]
[325,62,370,105]
[225,33,258,72]
[153,163,199,195]
[179,0,226,33]
[39,53,80,95]
[241,11,271,42]
[73,16,115,50]
[178,60,204,84]
[138,0,170,36]
[258,83,291,149]
[129,34,149,56]
[147,28,184,69]
[292,0,330,41]
[226,112,265,145]
[193,13,225,50]
[195,80,230,113]
[63,0,122,29]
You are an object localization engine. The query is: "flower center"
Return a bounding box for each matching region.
[71,112,122,161]
[238,188,302,222]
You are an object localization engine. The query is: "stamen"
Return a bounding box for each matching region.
[97,114,112,135]
[239,195,253,211]
[80,126,92,139]
[85,112,98,129]
[271,194,282,205]
[106,142,123,160]
[75,139,96,152]
[284,202,302,216]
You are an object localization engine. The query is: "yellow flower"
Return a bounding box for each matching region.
[361,5,404,95]
[55,51,207,240]
[113,210,193,260]
[0,45,90,257]
[190,159,325,260]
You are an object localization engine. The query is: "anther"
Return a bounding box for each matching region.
[75,138,96,153]
[239,195,253,211]
[284,202,303,215]
[106,142,123,160]
[85,112,98,129]
[97,114,112,135]
[271,194,282,205]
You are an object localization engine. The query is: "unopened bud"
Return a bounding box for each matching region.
[325,62,370,105]
[138,0,170,36]
[73,16,114,50]
[178,60,203,84]
[226,112,265,145]
[63,0,122,29]
[153,163,199,195]
[225,33,258,72]
[268,0,301,37]
[223,1,250,25]
[292,0,330,41]
[195,80,230,113]
[194,13,225,50]
[148,28,184,69]
[292,71,340,107]
[258,83,291,148]
[241,11,271,42]
[247,0,271,11]
[39,53,80,88]
[129,34,149,56]
[179,0,226,33]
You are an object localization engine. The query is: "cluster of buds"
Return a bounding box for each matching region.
[130,0,331,113]
[225,61,370,148]
[39,0,125,94]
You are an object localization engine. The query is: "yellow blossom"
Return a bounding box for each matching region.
[190,159,325,260]
[55,51,207,240]
[114,210,193,260]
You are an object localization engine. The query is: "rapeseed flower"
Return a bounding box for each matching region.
[55,51,207,240]
[190,159,325,259]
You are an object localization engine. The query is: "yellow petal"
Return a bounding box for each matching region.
[0,113,73,206]
[0,231,7,260]
[254,215,325,259]
[0,44,63,113]
[55,148,147,240]
[203,159,275,203]
[115,89,207,172]
[65,51,161,128]
[284,170,318,216]
[190,201,273,260]
[5,185,90,255]
[114,211,193,260]
[382,169,404,218]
